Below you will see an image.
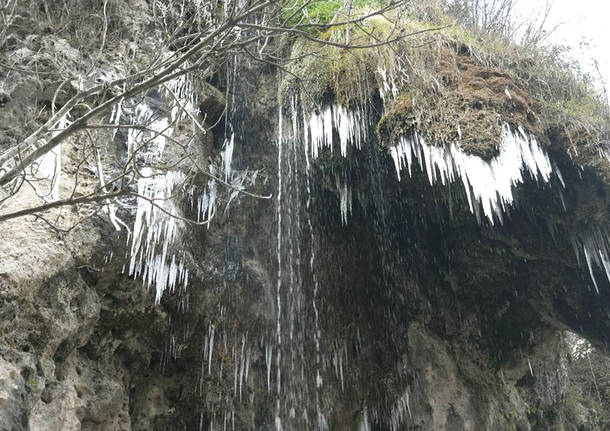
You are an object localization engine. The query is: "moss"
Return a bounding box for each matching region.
[328,50,375,106]
[282,0,379,28]
[376,92,416,145]
[283,10,512,158]
[375,51,509,160]
[281,33,379,110]
[281,12,401,110]
[547,93,608,131]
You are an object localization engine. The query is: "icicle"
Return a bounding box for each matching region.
[239,335,246,402]
[123,92,204,300]
[337,175,353,225]
[576,228,610,292]
[165,74,199,124]
[222,133,235,182]
[233,345,238,398]
[208,324,215,376]
[266,343,273,393]
[584,246,600,294]
[244,347,251,391]
[598,247,610,285]
[128,168,188,302]
[377,67,399,106]
[552,161,566,188]
[48,143,61,201]
[339,352,344,391]
[197,173,218,227]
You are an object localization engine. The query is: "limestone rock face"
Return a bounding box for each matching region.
[0,356,28,431]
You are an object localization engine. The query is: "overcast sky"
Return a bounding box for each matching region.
[514,0,610,92]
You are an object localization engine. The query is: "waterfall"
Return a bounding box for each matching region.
[274,98,283,431]
[302,100,324,428]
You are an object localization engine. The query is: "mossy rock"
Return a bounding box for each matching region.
[376,92,416,146]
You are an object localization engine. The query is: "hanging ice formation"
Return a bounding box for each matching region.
[125,74,215,302]
[124,92,184,302]
[388,123,610,289]
[128,168,189,303]
[222,133,235,182]
[300,103,368,224]
[378,63,559,225]
[377,65,610,291]
[166,73,200,126]
[377,67,400,105]
[305,104,368,159]
[389,125,554,225]
[337,175,352,225]
[124,69,256,301]
[194,172,217,228]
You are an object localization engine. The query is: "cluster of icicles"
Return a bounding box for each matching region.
[124,75,229,302]
[301,101,556,227]
[388,124,554,225]
[378,66,610,293]
[163,311,255,431]
[129,168,189,302]
[0,115,66,204]
[305,104,367,158]
[302,103,368,224]
[198,321,252,405]
[387,123,610,291]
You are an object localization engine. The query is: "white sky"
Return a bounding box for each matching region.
[514,0,610,92]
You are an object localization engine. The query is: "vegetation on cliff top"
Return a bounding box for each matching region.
[282,0,610,161]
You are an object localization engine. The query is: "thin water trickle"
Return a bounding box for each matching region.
[275,98,283,431]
